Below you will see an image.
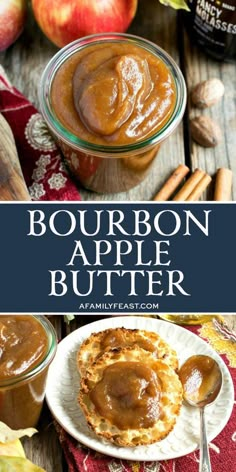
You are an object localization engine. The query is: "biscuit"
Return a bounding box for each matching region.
[79,346,183,447]
[77,327,178,376]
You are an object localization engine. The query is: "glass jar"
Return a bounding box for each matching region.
[183,0,236,62]
[0,315,57,429]
[39,33,186,194]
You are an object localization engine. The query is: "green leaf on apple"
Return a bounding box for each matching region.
[159,0,190,11]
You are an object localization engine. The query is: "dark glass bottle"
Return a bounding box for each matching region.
[183,0,236,62]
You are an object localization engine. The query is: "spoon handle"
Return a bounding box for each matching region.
[199,407,212,472]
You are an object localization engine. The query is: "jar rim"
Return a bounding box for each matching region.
[0,315,57,388]
[39,33,187,156]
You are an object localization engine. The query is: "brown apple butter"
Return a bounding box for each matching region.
[101,330,155,353]
[179,355,222,404]
[51,42,176,145]
[0,316,48,380]
[90,361,161,429]
[0,315,56,429]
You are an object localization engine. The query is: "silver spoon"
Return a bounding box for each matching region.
[179,355,222,472]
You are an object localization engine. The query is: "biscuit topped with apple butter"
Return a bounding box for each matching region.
[89,360,162,430]
[79,346,182,446]
[77,328,182,447]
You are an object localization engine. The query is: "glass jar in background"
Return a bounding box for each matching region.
[39,33,186,194]
[183,0,236,62]
[158,314,215,325]
[0,315,57,429]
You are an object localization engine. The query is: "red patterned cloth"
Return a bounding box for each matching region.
[54,322,236,472]
[0,66,81,201]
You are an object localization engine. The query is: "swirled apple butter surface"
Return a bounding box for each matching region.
[0,316,48,380]
[0,315,56,429]
[90,361,161,430]
[51,42,176,145]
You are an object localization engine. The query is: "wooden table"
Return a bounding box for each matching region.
[1,1,236,201]
[20,314,236,472]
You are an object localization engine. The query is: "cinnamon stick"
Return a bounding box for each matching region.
[214,168,233,201]
[172,169,205,201]
[153,164,190,201]
[186,174,212,201]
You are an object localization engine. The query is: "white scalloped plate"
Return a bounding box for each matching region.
[46,316,234,461]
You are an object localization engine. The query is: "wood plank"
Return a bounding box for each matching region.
[182,26,236,200]
[22,411,65,472]
[0,2,185,202]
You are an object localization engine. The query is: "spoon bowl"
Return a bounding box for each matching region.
[179,355,223,472]
[179,354,222,407]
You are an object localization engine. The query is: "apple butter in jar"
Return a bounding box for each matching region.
[0,315,57,429]
[40,33,186,193]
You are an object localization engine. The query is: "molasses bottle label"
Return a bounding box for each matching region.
[185,0,236,61]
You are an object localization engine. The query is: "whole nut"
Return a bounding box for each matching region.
[190,116,222,147]
[191,78,224,108]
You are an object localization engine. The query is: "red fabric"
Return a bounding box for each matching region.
[0,66,81,201]
[54,324,236,472]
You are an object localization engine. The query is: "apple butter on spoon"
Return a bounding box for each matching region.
[179,355,222,472]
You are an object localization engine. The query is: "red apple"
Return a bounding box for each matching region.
[0,0,27,51]
[31,0,138,48]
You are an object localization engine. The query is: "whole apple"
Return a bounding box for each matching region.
[31,0,138,48]
[0,0,27,51]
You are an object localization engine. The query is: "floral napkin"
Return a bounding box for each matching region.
[54,321,236,472]
[0,66,81,201]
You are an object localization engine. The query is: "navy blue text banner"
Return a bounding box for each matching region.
[0,202,235,313]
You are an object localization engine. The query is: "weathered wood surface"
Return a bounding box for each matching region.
[183,30,236,200]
